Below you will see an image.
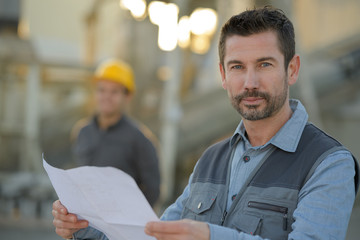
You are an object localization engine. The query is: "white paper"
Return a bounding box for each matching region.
[43,157,158,240]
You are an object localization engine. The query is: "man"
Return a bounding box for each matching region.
[52,7,359,240]
[72,59,160,206]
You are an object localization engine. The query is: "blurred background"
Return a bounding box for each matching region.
[0,0,359,239]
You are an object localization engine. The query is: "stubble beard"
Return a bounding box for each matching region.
[230,79,288,121]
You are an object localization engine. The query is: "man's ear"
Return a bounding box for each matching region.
[219,63,227,89]
[287,54,300,86]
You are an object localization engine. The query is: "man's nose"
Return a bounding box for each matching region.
[243,68,259,90]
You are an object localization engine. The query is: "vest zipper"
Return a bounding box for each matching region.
[220,138,239,227]
[248,201,288,231]
[220,210,228,226]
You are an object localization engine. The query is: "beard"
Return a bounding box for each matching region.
[230,79,288,121]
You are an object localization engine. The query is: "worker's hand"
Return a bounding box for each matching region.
[145,219,210,240]
[52,200,89,239]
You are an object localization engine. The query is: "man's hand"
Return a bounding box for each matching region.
[145,219,210,240]
[52,200,89,239]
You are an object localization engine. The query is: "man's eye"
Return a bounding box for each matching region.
[231,65,243,70]
[261,62,271,67]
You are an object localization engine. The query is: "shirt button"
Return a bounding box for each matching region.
[232,194,237,201]
[243,156,250,162]
[198,202,202,209]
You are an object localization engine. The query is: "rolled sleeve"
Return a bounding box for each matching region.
[73,226,108,240]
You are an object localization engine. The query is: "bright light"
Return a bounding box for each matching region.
[148,1,166,25]
[148,2,179,51]
[119,0,146,20]
[177,16,190,49]
[191,35,211,54]
[189,8,217,36]
[158,4,178,51]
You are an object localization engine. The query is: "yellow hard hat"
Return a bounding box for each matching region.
[94,59,135,93]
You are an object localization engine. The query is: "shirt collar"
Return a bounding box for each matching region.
[92,115,126,131]
[230,120,248,147]
[230,99,308,152]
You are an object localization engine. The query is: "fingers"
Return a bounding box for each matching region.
[53,217,88,239]
[145,221,179,240]
[52,208,79,225]
[145,220,189,234]
[52,200,88,226]
[52,215,88,229]
[52,200,89,238]
[145,220,210,240]
[53,199,68,214]
[52,200,78,225]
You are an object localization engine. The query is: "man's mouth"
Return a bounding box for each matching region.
[242,97,264,105]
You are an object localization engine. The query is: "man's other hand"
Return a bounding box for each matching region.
[145,219,210,240]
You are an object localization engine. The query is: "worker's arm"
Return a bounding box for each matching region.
[135,135,161,206]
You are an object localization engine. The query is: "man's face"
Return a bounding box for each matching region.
[220,31,294,121]
[95,80,130,117]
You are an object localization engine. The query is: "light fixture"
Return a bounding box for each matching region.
[189,8,217,36]
[177,16,191,49]
[119,0,147,20]
[149,2,179,51]
[148,1,166,25]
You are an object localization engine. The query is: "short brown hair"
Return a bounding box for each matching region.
[219,6,295,69]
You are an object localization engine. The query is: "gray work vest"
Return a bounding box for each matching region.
[180,123,359,239]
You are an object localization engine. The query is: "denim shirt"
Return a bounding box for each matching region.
[74,99,356,240]
[162,99,356,240]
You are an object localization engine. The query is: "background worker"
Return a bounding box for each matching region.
[52,7,359,240]
[73,58,160,206]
